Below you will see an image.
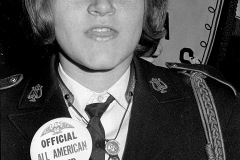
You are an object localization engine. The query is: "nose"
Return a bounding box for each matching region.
[88,0,116,16]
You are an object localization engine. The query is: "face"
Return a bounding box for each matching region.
[52,0,145,71]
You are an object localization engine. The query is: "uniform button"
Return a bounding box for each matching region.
[97,95,104,102]
[9,77,17,84]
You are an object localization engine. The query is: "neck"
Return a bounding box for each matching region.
[59,54,132,93]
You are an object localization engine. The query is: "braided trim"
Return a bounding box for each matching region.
[190,72,225,160]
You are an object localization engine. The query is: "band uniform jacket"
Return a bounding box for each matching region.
[1,55,240,160]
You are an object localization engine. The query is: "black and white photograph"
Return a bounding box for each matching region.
[1,0,240,159]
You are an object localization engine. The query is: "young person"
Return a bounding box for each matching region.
[1,0,240,159]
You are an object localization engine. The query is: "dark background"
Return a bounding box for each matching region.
[0,0,240,91]
[0,0,47,76]
[208,0,240,92]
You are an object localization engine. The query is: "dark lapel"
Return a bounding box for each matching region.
[122,57,190,159]
[8,55,71,142]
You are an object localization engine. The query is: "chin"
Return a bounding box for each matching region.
[86,64,114,72]
[96,60,117,69]
[89,54,116,65]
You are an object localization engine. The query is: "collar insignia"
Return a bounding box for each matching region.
[149,78,168,93]
[27,84,43,102]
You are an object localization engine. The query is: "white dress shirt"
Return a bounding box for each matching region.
[58,64,132,160]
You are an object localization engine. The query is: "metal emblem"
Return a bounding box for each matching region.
[149,78,168,93]
[28,84,43,102]
[105,140,120,156]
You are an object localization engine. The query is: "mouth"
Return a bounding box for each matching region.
[85,26,119,42]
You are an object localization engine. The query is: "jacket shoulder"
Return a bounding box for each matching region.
[165,62,238,96]
[0,74,24,90]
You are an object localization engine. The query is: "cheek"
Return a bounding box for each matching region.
[54,10,81,33]
[120,5,144,47]
[53,2,85,38]
[54,10,85,51]
[122,1,144,31]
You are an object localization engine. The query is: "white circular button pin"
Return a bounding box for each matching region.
[30,118,92,160]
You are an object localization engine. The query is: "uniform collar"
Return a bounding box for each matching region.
[132,55,186,103]
[17,54,185,110]
[17,54,60,110]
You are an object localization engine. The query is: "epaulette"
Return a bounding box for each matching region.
[166,62,237,96]
[0,74,24,90]
[167,62,231,160]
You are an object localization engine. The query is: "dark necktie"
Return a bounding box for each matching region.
[85,95,115,160]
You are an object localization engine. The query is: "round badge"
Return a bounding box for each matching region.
[30,118,92,160]
[105,140,120,156]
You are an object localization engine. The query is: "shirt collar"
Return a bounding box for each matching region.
[58,63,130,110]
[107,66,130,109]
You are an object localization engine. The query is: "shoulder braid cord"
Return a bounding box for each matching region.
[190,71,226,160]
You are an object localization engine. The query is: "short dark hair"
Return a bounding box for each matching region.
[24,0,168,57]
